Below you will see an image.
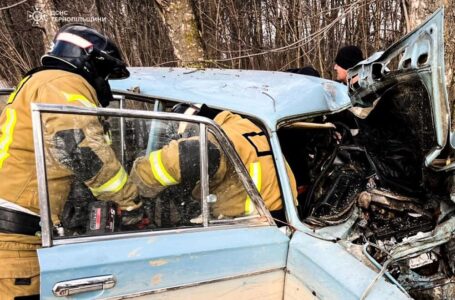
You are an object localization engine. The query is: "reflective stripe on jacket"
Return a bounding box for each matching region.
[210,111,297,217]
[0,69,138,220]
[131,111,297,217]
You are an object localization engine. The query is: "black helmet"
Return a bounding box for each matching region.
[171,103,219,120]
[169,103,219,138]
[285,66,321,78]
[41,24,129,79]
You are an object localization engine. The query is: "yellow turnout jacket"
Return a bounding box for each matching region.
[0,69,138,297]
[131,110,297,217]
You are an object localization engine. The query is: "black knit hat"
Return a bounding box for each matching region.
[335,46,364,70]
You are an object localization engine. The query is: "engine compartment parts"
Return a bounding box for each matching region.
[278,79,454,299]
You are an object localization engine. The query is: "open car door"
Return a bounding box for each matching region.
[348,7,451,170]
[33,104,289,299]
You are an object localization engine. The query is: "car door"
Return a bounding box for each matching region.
[32,103,289,299]
[279,7,447,300]
[347,7,450,170]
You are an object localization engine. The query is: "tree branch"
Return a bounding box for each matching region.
[0,0,29,11]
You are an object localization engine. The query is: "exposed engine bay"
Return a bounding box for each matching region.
[279,79,455,299]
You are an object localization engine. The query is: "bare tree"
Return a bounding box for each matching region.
[35,0,58,48]
[0,0,53,84]
[0,0,409,84]
[155,0,206,67]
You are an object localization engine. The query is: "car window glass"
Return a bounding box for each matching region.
[108,96,155,111]
[41,112,203,239]
[206,131,261,223]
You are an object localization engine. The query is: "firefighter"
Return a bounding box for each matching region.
[130,104,298,220]
[0,24,141,299]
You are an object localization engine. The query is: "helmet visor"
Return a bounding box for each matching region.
[48,27,130,79]
[50,40,87,58]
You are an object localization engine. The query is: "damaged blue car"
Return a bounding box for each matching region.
[2,7,452,300]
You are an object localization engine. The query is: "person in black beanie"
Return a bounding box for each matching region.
[334,45,364,84]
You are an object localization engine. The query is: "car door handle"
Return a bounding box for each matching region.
[52,274,116,297]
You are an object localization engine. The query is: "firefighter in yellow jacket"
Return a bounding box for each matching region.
[0,25,140,299]
[130,104,297,219]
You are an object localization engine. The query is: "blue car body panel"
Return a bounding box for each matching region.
[38,226,288,299]
[286,231,408,299]
[110,68,351,130]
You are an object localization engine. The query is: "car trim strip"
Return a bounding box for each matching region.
[101,267,285,300]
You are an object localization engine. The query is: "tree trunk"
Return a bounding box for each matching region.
[120,1,143,66]
[155,0,205,67]
[35,0,58,49]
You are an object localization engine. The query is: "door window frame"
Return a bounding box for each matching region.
[31,103,274,247]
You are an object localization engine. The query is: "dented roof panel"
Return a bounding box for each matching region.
[110,67,352,130]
